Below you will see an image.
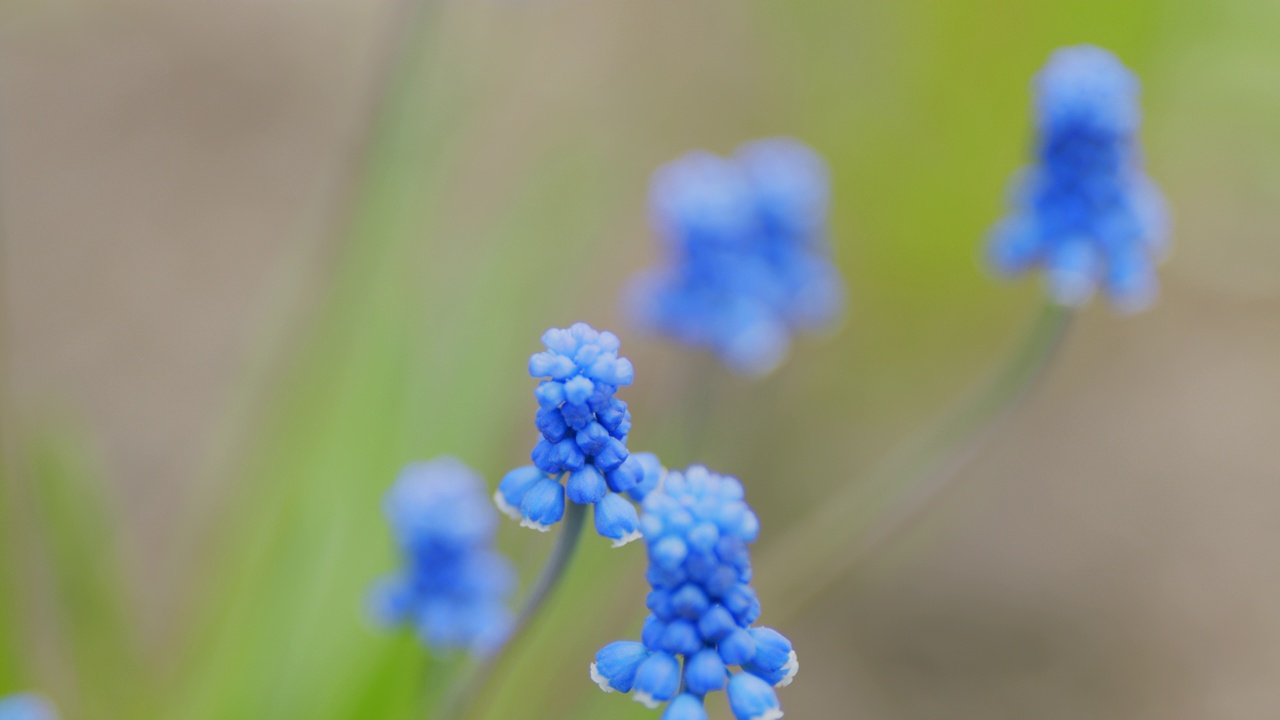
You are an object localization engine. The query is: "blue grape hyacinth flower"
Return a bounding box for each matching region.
[989,45,1169,313]
[0,695,55,720]
[628,137,845,376]
[495,323,648,546]
[369,457,516,656]
[590,467,797,720]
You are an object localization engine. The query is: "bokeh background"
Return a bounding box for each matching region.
[2,0,1279,718]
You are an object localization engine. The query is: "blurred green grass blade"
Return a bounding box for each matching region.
[21,430,144,718]
[0,459,20,690]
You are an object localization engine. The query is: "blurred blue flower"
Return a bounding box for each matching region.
[591,466,797,720]
[628,138,845,376]
[369,457,516,656]
[497,323,656,546]
[989,45,1169,313]
[0,695,55,720]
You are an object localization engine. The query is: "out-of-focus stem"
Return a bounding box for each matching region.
[439,501,588,720]
[758,301,1074,620]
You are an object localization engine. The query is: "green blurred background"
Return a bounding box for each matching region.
[1,0,1278,718]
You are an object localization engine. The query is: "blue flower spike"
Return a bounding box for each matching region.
[629,138,845,376]
[590,466,798,719]
[369,458,516,657]
[502,323,650,546]
[0,695,56,720]
[989,45,1169,313]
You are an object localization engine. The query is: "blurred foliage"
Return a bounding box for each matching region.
[0,0,1274,718]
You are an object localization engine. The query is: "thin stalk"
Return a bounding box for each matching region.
[438,501,589,720]
[758,301,1074,619]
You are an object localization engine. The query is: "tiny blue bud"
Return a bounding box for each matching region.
[563,375,595,405]
[519,477,566,532]
[727,672,782,720]
[651,536,689,571]
[670,583,710,619]
[718,627,757,667]
[566,466,607,505]
[534,380,565,408]
[684,648,729,695]
[641,614,667,649]
[696,604,737,642]
[591,641,651,693]
[594,437,629,473]
[661,694,709,720]
[660,619,703,656]
[632,652,681,709]
[594,493,642,548]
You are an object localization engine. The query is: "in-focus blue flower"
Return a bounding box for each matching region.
[369,457,516,656]
[497,323,661,546]
[628,138,846,376]
[590,466,797,720]
[0,695,56,720]
[988,45,1169,313]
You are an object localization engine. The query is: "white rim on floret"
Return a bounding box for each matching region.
[589,662,615,693]
[775,651,799,687]
[631,692,660,710]
[519,517,553,532]
[493,490,521,521]
[610,529,643,549]
[749,709,784,720]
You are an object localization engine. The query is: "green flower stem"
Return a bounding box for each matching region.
[438,501,589,720]
[758,301,1074,620]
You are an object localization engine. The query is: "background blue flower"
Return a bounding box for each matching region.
[496,323,649,546]
[369,457,516,656]
[628,138,846,375]
[590,466,797,720]
[0,695,55,720]
[988,45,1169,313]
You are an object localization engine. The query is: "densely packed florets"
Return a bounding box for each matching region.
[495,323,647,546]
[629,138,845,376]
[590,467,797,720]
[369,458,516,656]
[988,45,1169,312]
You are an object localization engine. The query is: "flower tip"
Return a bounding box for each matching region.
[632,692,661,710]
[493,489,521,521]
[775,651,799,687]
[589,662,615,693]
[611,529,643,549]
[750,710,784,720]
[519,518,554,532]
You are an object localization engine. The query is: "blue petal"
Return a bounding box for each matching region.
[594,493,642,547]
[519,478,565,531]
[661,694,708,720]
[684,648,728,695]
[696,604,737,642]
[718,628,757,667]
[743,628,798,687]
[727,672,782,720]
[659,619,702,656]
[632,652,681,709]
[626,452,665,501]
[495,466,543,520]
[566,466,607,505]
[591,641,651,693]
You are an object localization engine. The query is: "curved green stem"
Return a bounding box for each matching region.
[758,301,1074,619]
[438,501,589,720]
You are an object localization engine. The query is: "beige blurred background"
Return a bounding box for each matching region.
[2,1,1278,718]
